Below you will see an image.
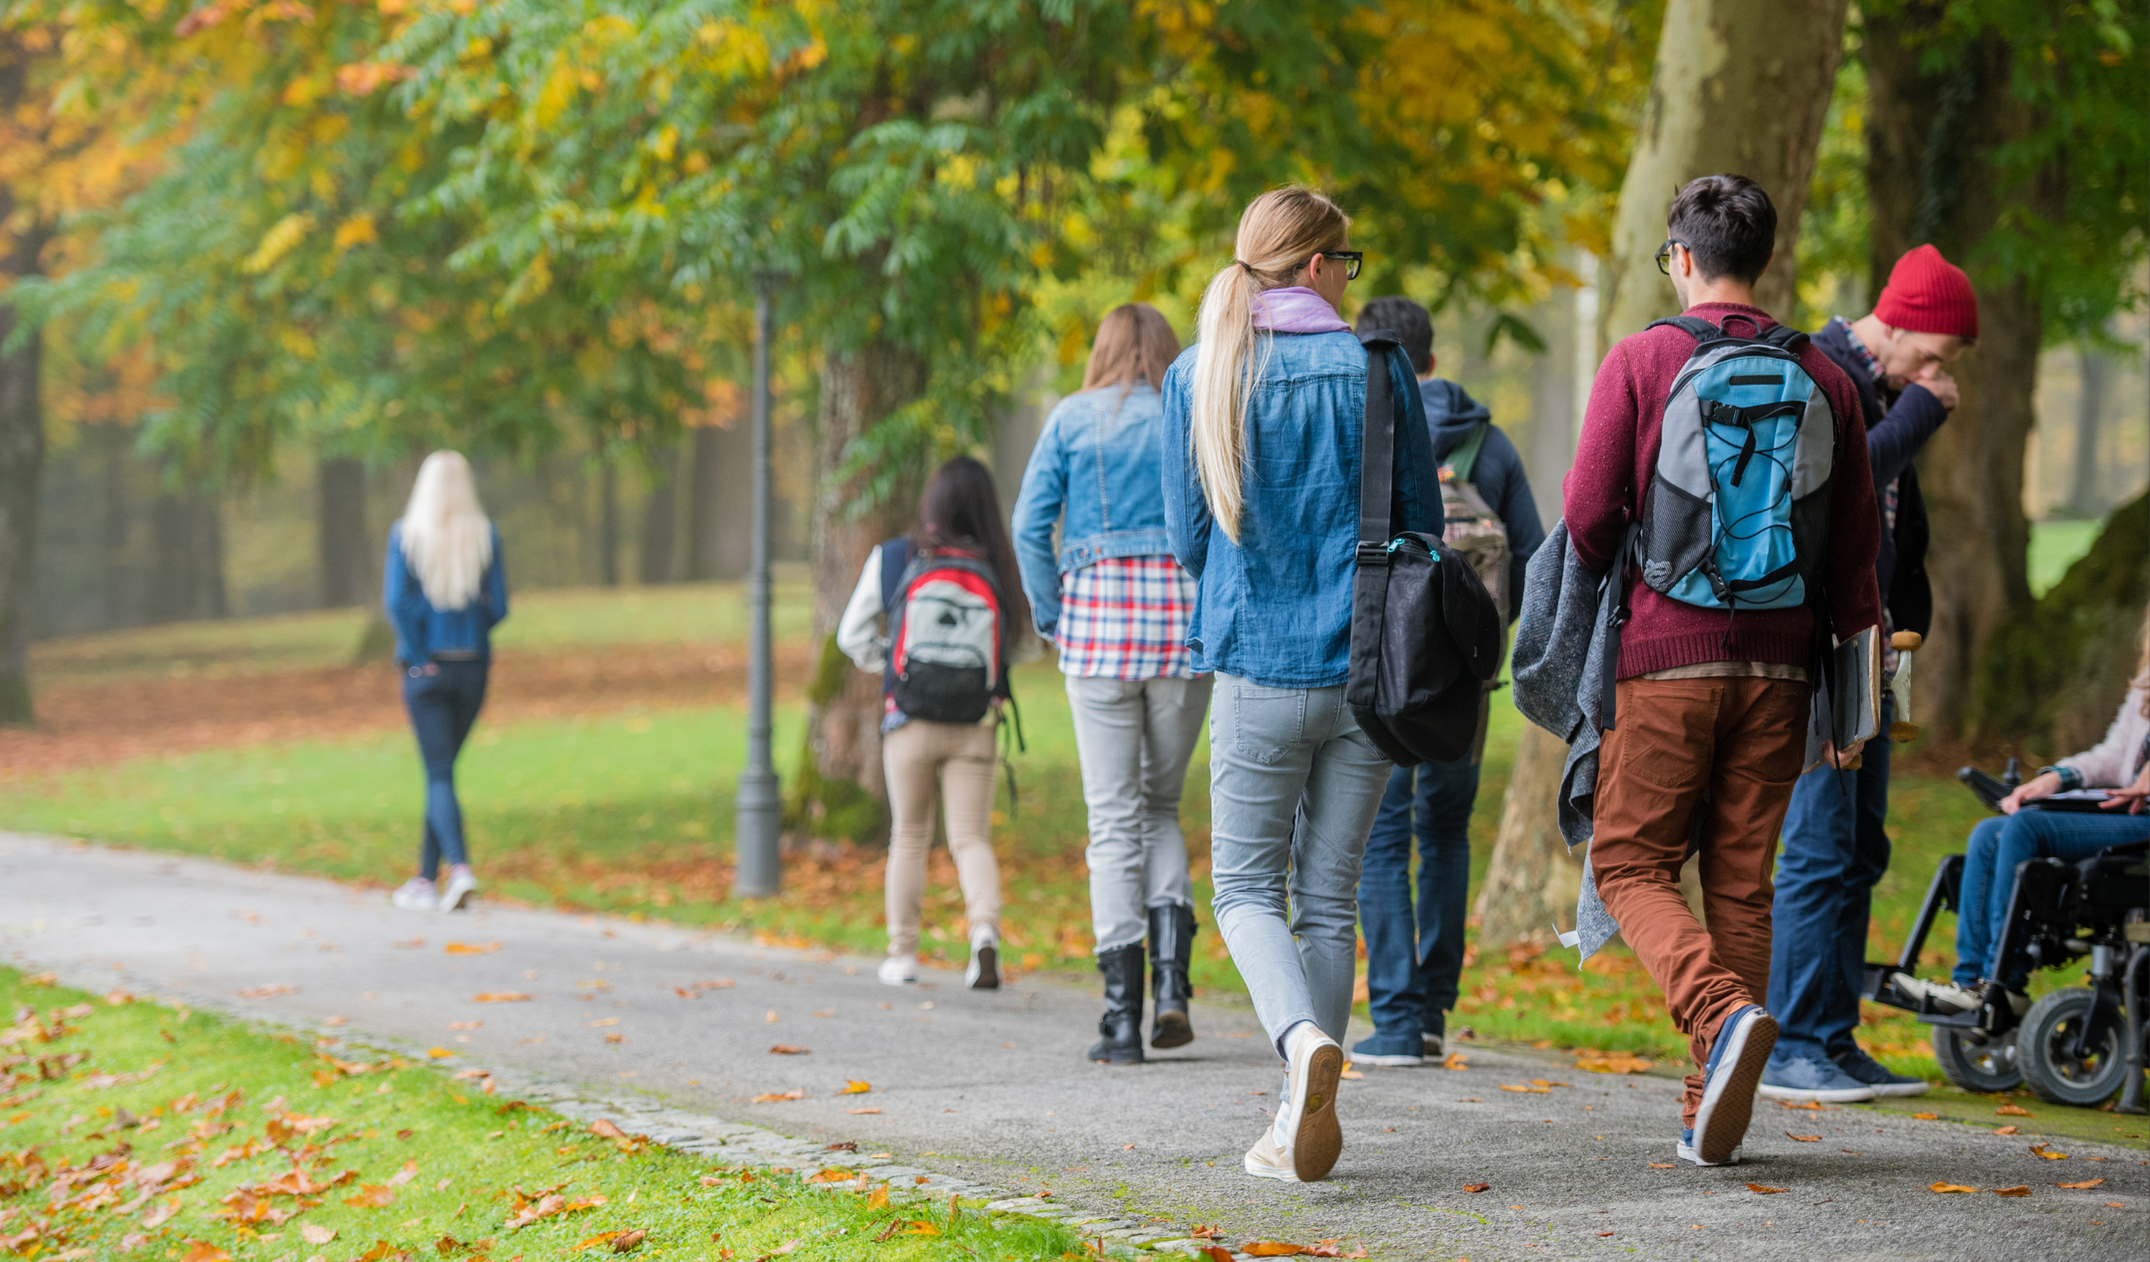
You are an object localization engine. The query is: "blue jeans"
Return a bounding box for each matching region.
[403,658,488,880]
[1953,808,2150,990]
[1358,759,1478,1041]
[1767,697,1892,1065]
[1206,676,1395,1053]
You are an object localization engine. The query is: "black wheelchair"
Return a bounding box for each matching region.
[1862,766,2149,1111]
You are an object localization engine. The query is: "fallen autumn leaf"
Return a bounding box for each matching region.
[1745,1184,1787,1194]
[1929,1182,1976,1194]
[445,941,501,954]
[752,1089,806,1103]
[473,992,531,1003]
[2056,1179,2106,1189]
[300,1224,336,1245]
[839,1080,871,1094]
[769,1044,810,1055]
[1992,1186,2031,1197]
[1786,1133,1820,1142]
[2030,1143,2070,1160]
[1462,1183,1490,1193]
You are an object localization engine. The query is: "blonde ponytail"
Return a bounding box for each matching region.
[1188,187,1351,541]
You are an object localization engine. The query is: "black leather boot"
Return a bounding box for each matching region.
[1087,944,1145,1064]
[1149,903,1197,1049]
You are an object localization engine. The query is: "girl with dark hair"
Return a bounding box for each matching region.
[1013,303,1213,1066]
[837,456,1031,990]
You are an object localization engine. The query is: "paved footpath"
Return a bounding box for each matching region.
[2,833,2141,1260]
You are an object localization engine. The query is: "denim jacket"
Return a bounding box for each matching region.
[384,522,509,665]
[1010,382,1175,635]
[1161,332,1439,688]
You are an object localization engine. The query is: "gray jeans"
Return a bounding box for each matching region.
[1066,673,1214,952]
[1207,675,1394,1051]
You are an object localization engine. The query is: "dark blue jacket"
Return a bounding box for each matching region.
[384,522,509,665]
[1422,378,1546,617]
[1813,320,1945,634]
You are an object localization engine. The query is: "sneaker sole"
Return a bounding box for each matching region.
[1755,1081,1875,1104]
[1289,1042,1344,1182]
[440,887,475,912]
[967,945,999,990]
[1865,1079,1930,1097]
[1676,1139,1740,1167]
[1151,1010,1193,1050]
[1350,1053,1424,1067]
[1695,1012,1776,1165]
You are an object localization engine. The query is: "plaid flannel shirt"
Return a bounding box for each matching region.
[1053,555,1202,680]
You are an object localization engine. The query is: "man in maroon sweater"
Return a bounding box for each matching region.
[1565,175,1882,1167]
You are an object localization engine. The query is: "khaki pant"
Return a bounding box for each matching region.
[882,719,1002,957]
[1590,676,1808,1127]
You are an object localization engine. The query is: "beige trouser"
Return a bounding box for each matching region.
[881,719,1002,957]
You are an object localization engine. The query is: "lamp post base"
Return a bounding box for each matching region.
[732,769,783,898]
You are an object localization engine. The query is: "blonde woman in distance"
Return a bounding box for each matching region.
[384,451,508,913]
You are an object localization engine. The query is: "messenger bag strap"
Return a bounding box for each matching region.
[1346,336,1401,716]
[1357,336,1398,559]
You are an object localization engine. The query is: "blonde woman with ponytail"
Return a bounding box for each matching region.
[1160,188,1441,1183]
[384,451,508,914]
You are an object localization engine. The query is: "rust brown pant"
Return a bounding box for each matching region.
[1592,676,1808,1127]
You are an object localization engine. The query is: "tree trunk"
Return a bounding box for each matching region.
[638,441,680,584]
[2070,347,2108,515]
[1601,0,1851,339]
[1475,724,1585,951]
[1865,12,2061,736]
[598,456,621,586]
[146,488,228,624]
[785,338,926,846]
[318,456,370,608]
[1481,0,1849,944]
[685,420,752,580]
[0,278,40,724]
[101,423,132,628]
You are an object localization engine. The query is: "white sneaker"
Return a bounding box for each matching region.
[965,928,1000,991]
[438,865,478,912]
[1893,972,1978,1013]
[1242,1023,1344,1182]
[391,878,438,911]
[877,955,920,986]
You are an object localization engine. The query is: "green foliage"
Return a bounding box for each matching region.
[1867,0,2149,339]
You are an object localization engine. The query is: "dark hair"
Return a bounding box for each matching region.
[1666,174,1777,285]
[1354,296,1434,374]
[911,455,1032,643]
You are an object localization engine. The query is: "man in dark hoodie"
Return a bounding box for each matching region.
[1759,245,1977,1103]
[1349,295,1545,1066]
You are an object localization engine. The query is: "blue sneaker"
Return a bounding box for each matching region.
[1757,1054,1876,1104]
[1833,1047,1929,1098]
[1677,1005,1777,1166]
[1350,1031,1424,1067]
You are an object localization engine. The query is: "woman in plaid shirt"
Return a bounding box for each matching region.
[1013,303,1213,1066]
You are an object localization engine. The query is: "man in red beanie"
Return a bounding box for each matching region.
[1761,242,1977,1104]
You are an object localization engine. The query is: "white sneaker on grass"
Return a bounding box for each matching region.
[1243,1022,1344,1182]
[878,955,920,986]
[438,865,478,912]
[390,878,437,912]
[1892,973,1978,1013]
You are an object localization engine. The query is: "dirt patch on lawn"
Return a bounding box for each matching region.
[0,643,812,779]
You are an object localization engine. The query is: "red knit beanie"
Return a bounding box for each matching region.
[1873,244,1979,339]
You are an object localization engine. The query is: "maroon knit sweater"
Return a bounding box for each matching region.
[1564,302,1883,678]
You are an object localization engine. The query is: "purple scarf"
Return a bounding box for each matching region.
[1249,286,1349,333]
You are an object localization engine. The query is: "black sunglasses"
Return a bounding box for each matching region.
[1317,250,1364,281]
[1655,238,1689,276]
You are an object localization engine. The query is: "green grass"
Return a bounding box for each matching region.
[11,597,2142,1127]
[2029,517,2105,598]
[0,967,1082,1262]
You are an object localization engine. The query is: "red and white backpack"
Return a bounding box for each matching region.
[877,539,1009,724]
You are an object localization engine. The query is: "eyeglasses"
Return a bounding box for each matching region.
[1655,238,1688,276]
[1318,251,1364,280]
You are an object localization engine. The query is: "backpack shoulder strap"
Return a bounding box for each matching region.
[1444,420,1491,485]
[1644,315,1726,345]
[878,538,913,611]
[1757,323,1812,354]
[1356,334,1400,558]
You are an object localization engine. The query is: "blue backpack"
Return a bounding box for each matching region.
[1638,314,1836,611]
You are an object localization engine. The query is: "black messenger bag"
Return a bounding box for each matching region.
[1345,334,1503,766]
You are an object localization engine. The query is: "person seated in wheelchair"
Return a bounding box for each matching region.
[1898,606,2150,1016]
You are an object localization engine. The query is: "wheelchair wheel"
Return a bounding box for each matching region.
[1933,1023,2022,1094]
[2020,989,2128,1106]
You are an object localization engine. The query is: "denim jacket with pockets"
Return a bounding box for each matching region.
[384,522,509,666]
[1010,381,1176,636]
[1160,331,1439,689]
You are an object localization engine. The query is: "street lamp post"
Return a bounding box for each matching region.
[732,272,784,898]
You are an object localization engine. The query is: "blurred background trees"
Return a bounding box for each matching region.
[2,0,2144,809]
